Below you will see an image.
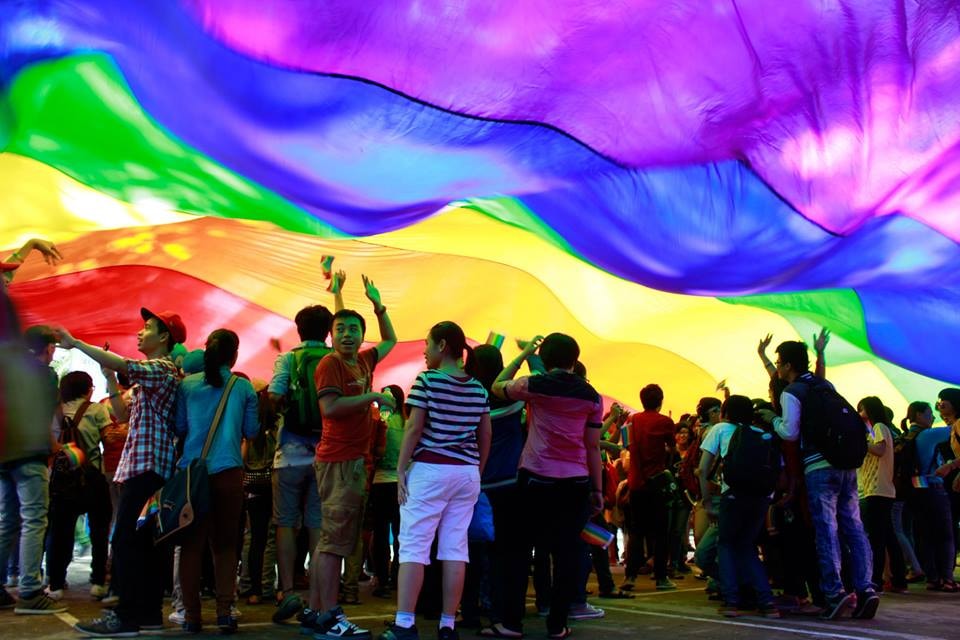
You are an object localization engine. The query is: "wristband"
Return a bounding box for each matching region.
[374,305,387,316]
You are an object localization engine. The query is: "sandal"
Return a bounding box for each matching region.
[478,624,524,638]
[547,627,572,640]
[597,590,635,599]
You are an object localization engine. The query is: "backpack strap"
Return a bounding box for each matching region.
[200,375,238,460]
[60,400,92,444]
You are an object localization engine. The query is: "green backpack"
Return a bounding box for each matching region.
[282,345,330,438]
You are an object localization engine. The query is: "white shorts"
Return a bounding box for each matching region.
[398,462,480,564]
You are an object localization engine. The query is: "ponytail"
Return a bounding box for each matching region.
[429,321,469,362]
[203,328,239,388]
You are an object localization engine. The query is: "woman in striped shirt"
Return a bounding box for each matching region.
[380,321,491,640]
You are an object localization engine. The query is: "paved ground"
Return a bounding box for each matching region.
[4,558,957,640]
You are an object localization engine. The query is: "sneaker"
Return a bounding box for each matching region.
[568,603,605,620]
[376,622,419,640]
[437,627,459,640]
[314,606,372,638]
[168,609,186,625]
[90,584,109,599]
[230,604,243,619]
[274,593,304,623]
[14,592,68,615]
[655,578,677,591]
[101,590,119,606]
[74,609,139,637]
[182,621,202,634]
[820,592,855,620]
[217,615,238,635]
[0,589,16,609]
[717,603,740,618]
[302,609,337,635]
[756,604,782,619]
[620,576,636,591]
[852,590,880,620]
[45,588,64,601]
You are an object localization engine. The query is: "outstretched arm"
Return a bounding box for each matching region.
[492,336,543,399]
[55,328,128,374]
[363,275,397,361]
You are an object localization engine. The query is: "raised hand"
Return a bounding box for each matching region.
[813,327,831,353]
[27,238,63,265]
[376,392,397,411]
[54,326,77,349]
[331,269,346,295]
[757,333,773,355]
[521,335,544,355]
[362,274,383,309]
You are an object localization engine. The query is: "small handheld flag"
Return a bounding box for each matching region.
[486,331,505,349]
[581,521,616,548]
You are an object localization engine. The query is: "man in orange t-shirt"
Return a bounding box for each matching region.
[305,276,397,639]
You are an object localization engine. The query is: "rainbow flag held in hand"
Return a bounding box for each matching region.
[137,493,160,530]
[486,331,505,349]
[321,255,334,279]
[581,521,615,548]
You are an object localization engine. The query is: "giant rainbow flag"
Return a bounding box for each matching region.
[3,1,958,415]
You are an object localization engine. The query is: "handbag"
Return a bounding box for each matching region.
[154,375,237,545]
[468,491,495,543]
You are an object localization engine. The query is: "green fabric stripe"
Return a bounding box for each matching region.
[1,53,343,237]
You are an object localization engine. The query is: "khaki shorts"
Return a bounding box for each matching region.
[314,458,367,557]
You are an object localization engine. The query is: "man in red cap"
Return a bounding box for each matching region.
[56,307,186,637]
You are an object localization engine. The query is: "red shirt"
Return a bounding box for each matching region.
[314,349,378,463]
[627,411,675,490]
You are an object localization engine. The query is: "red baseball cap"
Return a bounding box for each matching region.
[0,262,20,272]
[140,307,187,346]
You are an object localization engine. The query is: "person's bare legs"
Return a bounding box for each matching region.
[310,551,343,612]
[396,562,425,614]
[276,526,298,597]
[441,561,467,622]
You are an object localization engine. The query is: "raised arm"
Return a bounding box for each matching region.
[55,327,129,374]
[813,327,830,378]
[331,269,346,313]
[492,336,543,399]
[363,275,397,361]
[757,333,776,380]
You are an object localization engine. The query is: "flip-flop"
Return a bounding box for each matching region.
[478,625,524,638]
[547,627,572,640]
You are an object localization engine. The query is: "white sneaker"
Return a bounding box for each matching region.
[90,584,108,599]
[168,609,186,625]
[44,589,64,602]
[569,603,605,620]
[230,604,242,619]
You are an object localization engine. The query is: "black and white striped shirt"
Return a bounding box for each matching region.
[407,370,489,465]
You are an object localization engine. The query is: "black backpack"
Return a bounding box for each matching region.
[50,401,92,506]
[892,427,922,498]
[282,345,330,438]
[799,378,868,470]
[723,423,782,497]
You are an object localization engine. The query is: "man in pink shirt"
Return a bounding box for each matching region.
[493,333,603,639]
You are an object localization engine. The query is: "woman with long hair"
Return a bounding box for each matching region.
[174,329,259,633]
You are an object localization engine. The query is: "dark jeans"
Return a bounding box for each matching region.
[860,496,907,589]
[370,481,400,586]
[669,502,692,571]
[519,471,590,635]
[113,471,166,627]
[585,515,615,595]
[627,488,669,580]
[243,484,272,597]
[717,493,773,607]
[181,468,244,622]
[46,471,112,589]
[486,484,529,630]
[912,487,956,583]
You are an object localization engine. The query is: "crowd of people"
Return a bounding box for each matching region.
[0,246,958,640]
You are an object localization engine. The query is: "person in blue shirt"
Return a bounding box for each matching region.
[174,329,259,633]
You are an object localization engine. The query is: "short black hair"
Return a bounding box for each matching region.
[721,395,754,425]
[639,384,664,410]
[775,341,809,373]
[60,371,93,403]
[332,309,366,335]
[295,305,333,342]
[906,401,931,423]
[539,333,579,371]
[23,325,56,355]
[696,397,721,422]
